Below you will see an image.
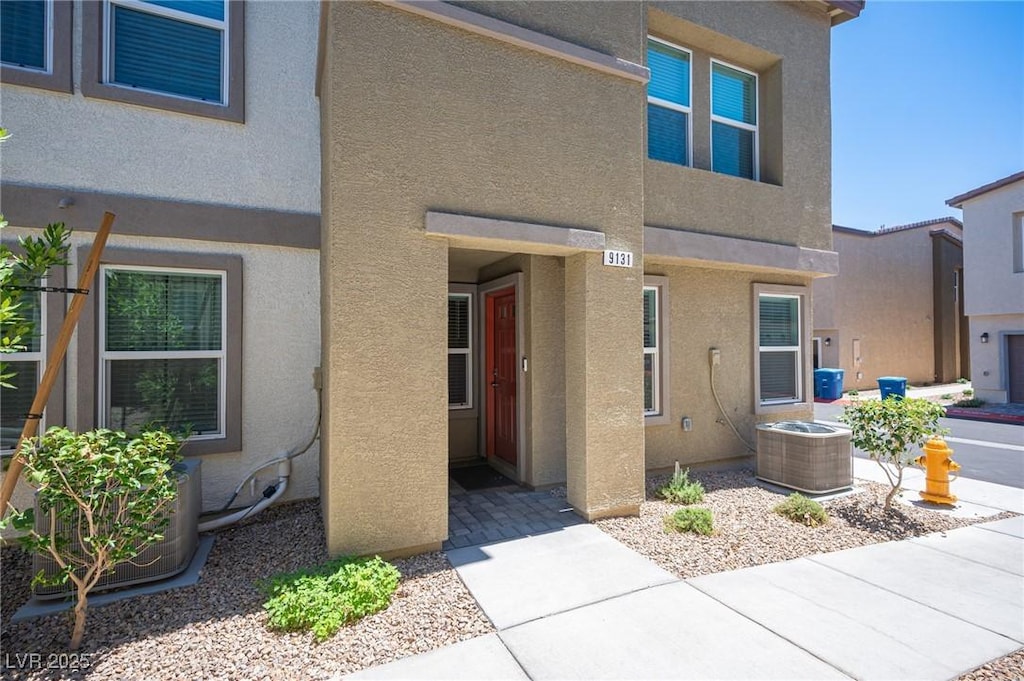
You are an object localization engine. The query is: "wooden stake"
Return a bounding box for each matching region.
[1,212,116,515]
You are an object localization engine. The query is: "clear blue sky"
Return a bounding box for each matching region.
[831,1,1024,231]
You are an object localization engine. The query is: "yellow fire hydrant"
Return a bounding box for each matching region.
[915,437,960,505]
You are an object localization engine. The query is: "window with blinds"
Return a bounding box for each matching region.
[758,293,801,404]
[448,293,472,409]
[1,282,44,452]
[711,60,758,180]
[647,37,691,167]
[643,286,660,414]
[1,0,49,71]
[104,0,228,104]
[100,266,225,437]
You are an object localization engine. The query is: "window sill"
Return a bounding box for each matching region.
[81,80,244,123]
[755,400,812,416]
[644,412,673,427]
[449,407,478,420]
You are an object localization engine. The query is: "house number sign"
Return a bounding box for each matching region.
[603,250,634,268]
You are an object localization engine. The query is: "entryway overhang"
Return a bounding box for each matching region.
[426,211,606,256]
[644,225,840,278]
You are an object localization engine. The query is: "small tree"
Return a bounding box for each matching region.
[1,427,182,649]
[839,397,947,509]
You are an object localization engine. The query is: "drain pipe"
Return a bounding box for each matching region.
[198,459,291,532]
[198,377,322,533]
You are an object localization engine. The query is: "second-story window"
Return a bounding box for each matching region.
[105,0,228,104]
[1,0,49,72]
[711,60,758,180]
[647,37,691,167]
[82,0,243,122]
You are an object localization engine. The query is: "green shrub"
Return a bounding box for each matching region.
[956,377,969,384]
[774,493,828,527]
[846,389,859,397]
[656,464,705,505]
[940,393,953,400]
[953,397,985,408]
[962,388,974,397]
[664,507,714,535]
[261,556,400,641]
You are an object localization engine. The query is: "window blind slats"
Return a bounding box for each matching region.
[107,358,219,434]
[1,0,46,69]
[648,105,688,166]
[648,40,689,106]
[105,270,222,352]
[0,361,39,450]
[759,352,797,401]
[712,63,756,124]
[712,122,755,180]
[643,288,657,349]
[758,296,798,347]
[448,354,468,406]
[111,5,223,103]
[448,296,470,349]
[144,0,225,20]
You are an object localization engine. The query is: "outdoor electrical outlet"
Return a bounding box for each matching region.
[710,348,721,366]
[682,417,693,431]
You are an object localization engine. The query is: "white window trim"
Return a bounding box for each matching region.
[1,0,54,74]
[1,283,46,454]
[644,275,672,426]
[754,284,810,414]
[98,264,227,440]
[710,57,760,181]
[647,36,693,168]
[102,0,230,106]
[448,287,474,411]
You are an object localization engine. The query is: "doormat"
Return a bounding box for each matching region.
[450,464,516,491]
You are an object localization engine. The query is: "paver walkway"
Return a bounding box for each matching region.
[445,485,582,551]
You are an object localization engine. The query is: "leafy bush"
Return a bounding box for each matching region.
[262,556,401,641]
[839,397,947,509]
[962,388,974,397]
[956,377,969,384]
[1,427,182,649]
[664,507,714,535]
[774,493,828,527]
[656,463,705,505]
[846,390,859,397]
[940,393,953,400]
[953,397,985,408]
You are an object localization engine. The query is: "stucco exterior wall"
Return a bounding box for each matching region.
[0,1,320,214]
[0,228,321,530]
[644,2,833,250]
[960,181,1024,317]
[968,317,1024,404]
[812,227,941,389]
[320,2,647,554]
[643,264,812,470]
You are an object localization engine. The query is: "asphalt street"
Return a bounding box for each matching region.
[814,402,1024,489]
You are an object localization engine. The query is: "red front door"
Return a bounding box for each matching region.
[486,288,517,466]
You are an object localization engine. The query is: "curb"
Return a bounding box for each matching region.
[943,408,1024,425]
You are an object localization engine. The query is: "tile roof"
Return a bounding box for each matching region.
[946,171,1024,208]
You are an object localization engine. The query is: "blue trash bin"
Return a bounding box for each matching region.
[814,368,845,400]
[877,376,907,400]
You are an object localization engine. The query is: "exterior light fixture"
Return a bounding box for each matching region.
[57,197,74,209]
[980,332,989,344]
[824,337,831,347]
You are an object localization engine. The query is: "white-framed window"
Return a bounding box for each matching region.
[1,283,45,453]
[102,0,229,105]
[98,265,226,438]
[643,275,670,422]
[1,0,52,73]
[448,292,473,409]
[1013,213,1024,273]
[711,59,758,180]
[647,36,692,167]
[755,285,806,408]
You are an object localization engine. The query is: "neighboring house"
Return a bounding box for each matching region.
[1,0,862,557]
[0,1,322,520]
[318,0,859,557]
[947,171,1024,405]
[812,219,968,391]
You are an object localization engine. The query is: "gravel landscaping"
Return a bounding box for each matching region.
[595,468,1016,579]
[957,648,1024,680]
[0,500,492,681]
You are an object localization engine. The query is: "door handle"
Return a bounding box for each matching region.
[490,381,500,388]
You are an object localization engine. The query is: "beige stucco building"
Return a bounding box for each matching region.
[1,0,861,556]
[318,0,860,556]
[948,171,1024,404]
[812,219,968,391]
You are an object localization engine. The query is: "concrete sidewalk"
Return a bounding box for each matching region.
[347,473,1024,681]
